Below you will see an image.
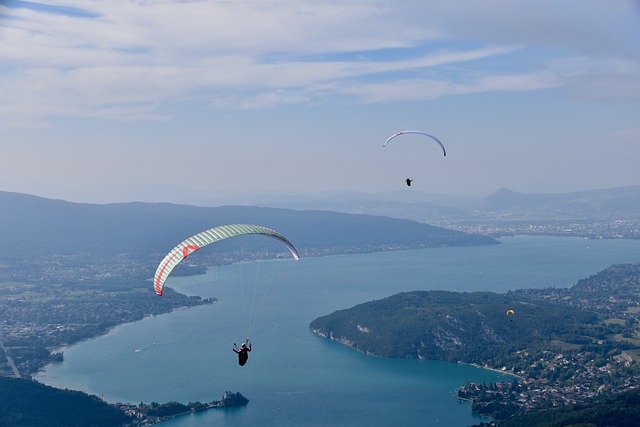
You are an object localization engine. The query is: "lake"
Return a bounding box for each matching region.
[34,236,640,426]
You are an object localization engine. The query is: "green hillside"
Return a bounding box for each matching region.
[310,290,599,365]
[0,376,131,427]
[0,191,498,261]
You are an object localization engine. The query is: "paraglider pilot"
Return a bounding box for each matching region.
[233,339,252,366]
[405,178,413,187]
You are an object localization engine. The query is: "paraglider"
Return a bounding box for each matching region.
[506,309,516,322]
[383,130,446,187]
[233,339,252,366]
[383,130,446,156]
[153,224,300,365]
[153,223,300,297]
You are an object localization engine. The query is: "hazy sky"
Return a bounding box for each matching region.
[1,0,639,205]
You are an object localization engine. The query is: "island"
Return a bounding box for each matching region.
[310,261,640,425]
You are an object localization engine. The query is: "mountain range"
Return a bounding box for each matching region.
[2,184,637,261]
[0,191,497,261]
[254,185,640,221]
[480,185,640,218]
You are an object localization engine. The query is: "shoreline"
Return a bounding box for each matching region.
[464,362,522,379]
[311,328,521,380]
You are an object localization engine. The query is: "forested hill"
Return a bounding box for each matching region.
[309,262,640,363]
[0,376,131,427]
[309,290,599,364]
[0,191,497,260]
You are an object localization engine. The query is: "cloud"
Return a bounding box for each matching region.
[342,69,564,104]
[562,58,640,103]
[1,0,639,124]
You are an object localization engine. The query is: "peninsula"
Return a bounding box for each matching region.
[310,261,640,424]
[116,391,249,425]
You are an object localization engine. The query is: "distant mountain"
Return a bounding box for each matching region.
[0,191,497,260]
[218,185,640,222]
[254,190,479,221]
[481,185,640,218]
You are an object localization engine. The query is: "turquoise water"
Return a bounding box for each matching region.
[35,236,640,426]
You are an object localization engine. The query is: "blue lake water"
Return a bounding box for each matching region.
[35,236,640,426]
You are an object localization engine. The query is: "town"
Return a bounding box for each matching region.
[433,218,640,240]
[115,391,249,425]
[459,261,640,421]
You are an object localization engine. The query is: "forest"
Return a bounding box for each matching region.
[310,289,607,364]
[0,376,131,427]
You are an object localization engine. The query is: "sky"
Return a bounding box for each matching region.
[1,0,639,205]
